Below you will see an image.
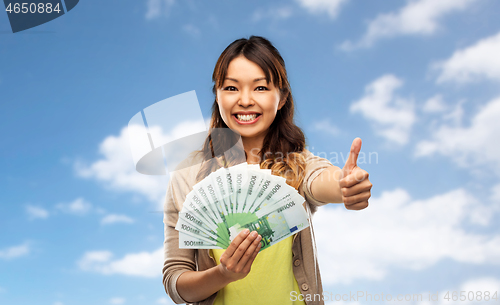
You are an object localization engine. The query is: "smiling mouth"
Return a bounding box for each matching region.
[234,113,261,121]
[232,113,262,125]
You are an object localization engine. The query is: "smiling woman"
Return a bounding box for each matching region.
[207,36,307,183]
[216,55,286,162]
[162,35,372,305]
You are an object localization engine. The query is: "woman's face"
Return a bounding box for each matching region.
[216,55,285,147]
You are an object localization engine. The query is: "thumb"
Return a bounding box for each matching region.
[342,138,362,177]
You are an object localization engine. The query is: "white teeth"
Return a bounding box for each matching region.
[236,114,258,121]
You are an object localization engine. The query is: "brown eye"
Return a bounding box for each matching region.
[256,86,268,91]
[223,86,237,91]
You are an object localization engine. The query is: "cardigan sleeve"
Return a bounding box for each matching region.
[301,149,334,207]
[162,169,197,304]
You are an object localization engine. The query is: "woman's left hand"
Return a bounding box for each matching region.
[339,138,372,210]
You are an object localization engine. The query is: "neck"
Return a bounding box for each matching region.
[241,135,265,165]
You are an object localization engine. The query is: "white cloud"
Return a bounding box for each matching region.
[101,214,135,225]
[55,198,92,216]
[75,126,168,204]
[452,277,500,304]
[79,251,113,265]
[182,24,201,38]
[423,94,447,113]
[76,117,207,206]
[463,276,500,288]
[109,297,126,305]
[78,248,163,278]
[415,97,500,174]
[145,120,207,149]
[350,74,416,145]
[311,119,340,136]
[314,188,500,285]
[145,0,174,20]
[455,278,500,301]
[295,0,348,18]
[440,99,465,126]
[204,118,211,130]
[0,242,30,260]
[156,297,171,304]
[25,205,49,220]
[252,6,294,22]
[492,184,500,202]
[434,31,500,83]
[340,0,478,50]
[413,277,500,305]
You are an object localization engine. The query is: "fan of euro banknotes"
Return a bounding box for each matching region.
[176,162,310,251]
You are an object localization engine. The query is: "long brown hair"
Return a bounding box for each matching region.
[196,36,306,189]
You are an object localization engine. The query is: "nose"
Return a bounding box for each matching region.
[238,90,254,107]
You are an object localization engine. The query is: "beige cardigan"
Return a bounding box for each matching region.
[162,149,333,305]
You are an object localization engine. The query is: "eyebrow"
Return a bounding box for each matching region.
[224,77,268,83]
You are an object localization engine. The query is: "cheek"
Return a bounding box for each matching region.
[217,100,232,123]
[264,97,280,114]
[218,101,228,113]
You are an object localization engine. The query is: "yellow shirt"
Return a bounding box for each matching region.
[210,235,306,305]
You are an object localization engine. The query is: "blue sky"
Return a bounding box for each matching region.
[1,0,500,304]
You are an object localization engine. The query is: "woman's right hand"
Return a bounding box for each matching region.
[217,228,262,283]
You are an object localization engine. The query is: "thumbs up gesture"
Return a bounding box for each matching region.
[339,138,372,210]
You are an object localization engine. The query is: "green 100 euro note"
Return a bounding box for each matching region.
[176,162,310,251]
